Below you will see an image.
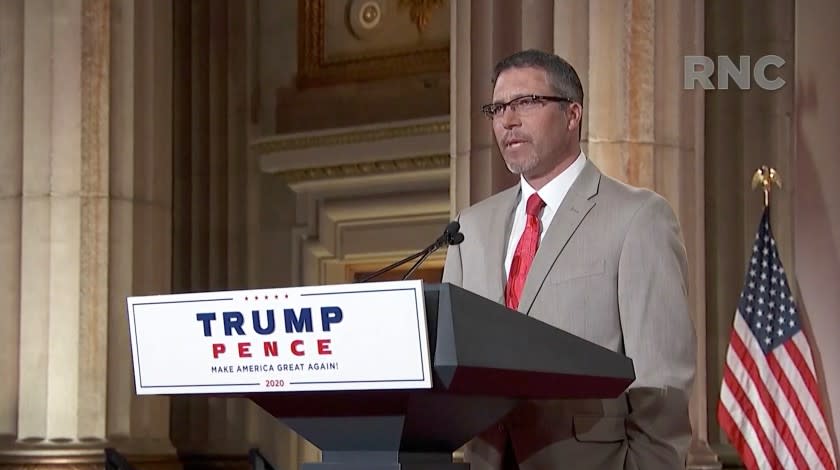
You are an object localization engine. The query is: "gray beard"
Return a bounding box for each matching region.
[504,153,541,175]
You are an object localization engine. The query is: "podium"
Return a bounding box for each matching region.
[126,282,634,470]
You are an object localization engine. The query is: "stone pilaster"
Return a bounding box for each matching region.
[586,1,718,467]
[169,1,279,468]
[107,0,176,459]
[0,0,24,449]
[451,0,545,214]
[0,0,176,468]
[15,0,110,449]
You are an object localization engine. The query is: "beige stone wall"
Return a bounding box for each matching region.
[793,0,840,456]
[704,0,840,466]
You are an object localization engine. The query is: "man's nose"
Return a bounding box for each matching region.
[498,107,521,129]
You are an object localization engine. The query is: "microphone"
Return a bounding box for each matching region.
[357,221,464,283]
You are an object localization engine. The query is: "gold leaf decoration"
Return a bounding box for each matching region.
[399,0,445,33]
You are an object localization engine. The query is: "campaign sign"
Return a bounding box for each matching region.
[126,280,432,395]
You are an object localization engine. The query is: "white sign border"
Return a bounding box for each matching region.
[126,280,433,394]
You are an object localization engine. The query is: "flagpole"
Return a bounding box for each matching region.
[751,165,782,208]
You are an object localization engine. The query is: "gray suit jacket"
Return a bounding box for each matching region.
[442,159,696,470]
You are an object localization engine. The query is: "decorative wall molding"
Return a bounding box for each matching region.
[252,119,448,154]
[255,116,449,176]
[276,154,449,183]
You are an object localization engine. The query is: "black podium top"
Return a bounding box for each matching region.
[246,283,635,456]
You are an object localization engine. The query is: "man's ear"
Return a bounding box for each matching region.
[567,103,583,133]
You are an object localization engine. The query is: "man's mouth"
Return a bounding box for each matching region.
[505,138,528,149]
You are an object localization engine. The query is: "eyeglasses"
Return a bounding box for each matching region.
[480,94,572,119]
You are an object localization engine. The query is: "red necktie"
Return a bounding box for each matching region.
[505,193,546,310]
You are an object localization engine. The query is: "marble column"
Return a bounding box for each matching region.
[451,0,718,467]
[0,0,175,468]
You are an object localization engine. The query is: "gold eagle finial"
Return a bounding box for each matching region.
[752,166,782,207]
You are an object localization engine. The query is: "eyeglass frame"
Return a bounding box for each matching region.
[480,94,574,120]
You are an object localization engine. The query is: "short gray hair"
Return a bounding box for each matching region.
[492,49,584,106]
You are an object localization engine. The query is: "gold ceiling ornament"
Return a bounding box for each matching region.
[297,0,449,87]
[399,0,445,33]
[751,165,782,207]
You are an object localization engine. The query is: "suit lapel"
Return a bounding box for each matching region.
[518,160,602,315]
[485,186,519,304]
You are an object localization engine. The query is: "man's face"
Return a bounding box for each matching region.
[491,67,573,178]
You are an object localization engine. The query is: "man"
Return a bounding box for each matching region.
[442,49,697,469]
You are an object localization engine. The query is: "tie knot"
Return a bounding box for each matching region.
[526,193,545,216]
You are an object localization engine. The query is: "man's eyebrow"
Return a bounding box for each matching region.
[490,93,531,104]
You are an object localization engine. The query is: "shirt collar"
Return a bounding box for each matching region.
[520,151,587,213]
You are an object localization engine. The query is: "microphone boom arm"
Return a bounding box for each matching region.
[357,248,430,283]
[356,221,463,283]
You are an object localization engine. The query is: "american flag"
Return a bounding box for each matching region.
[718,207,837,470]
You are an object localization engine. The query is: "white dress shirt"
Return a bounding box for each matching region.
[504,151,587,279]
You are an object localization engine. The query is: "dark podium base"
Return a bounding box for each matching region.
[301,451,468,470]
[302,458,467,469]
[302,463,468,470]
